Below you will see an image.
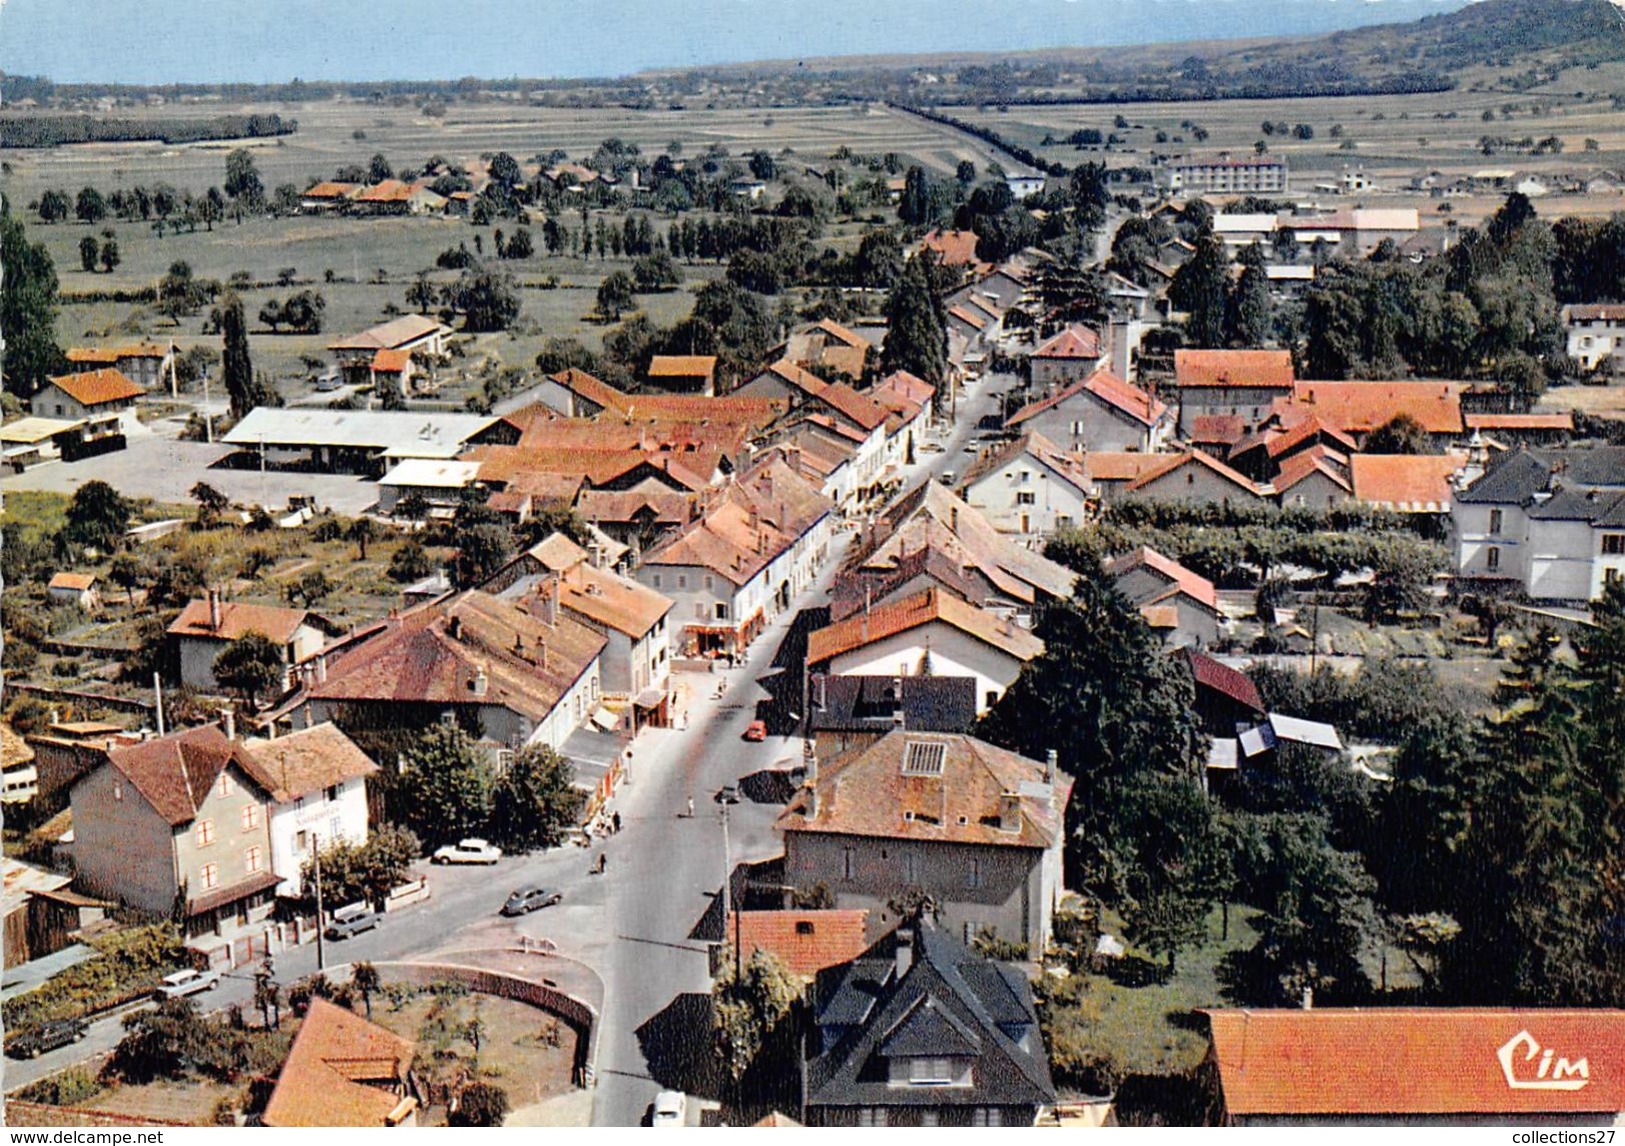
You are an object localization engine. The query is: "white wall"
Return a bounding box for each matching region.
[267,778,370,897]
[827,622,1028,715]
[1526,518,1597,602]
[963,452,1091,536]
[1453,502,1529,582]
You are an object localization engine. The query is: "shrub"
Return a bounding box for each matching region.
[14,1067,105,1106]
[2,923,187,1032]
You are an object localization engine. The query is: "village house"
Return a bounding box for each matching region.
[3,856,91,968]
[1348,453,1466,516]
[1162,156,1288,196]
[778,318,874,382]
[298,181,362,213]
[718,909,871,981]
[1,416,90,472]
[801,919,1055,1127]
[328,314,452,390]
[1202,1008,1625,1126]
[65,343,172,390]
[1452,446,1625,602]
[645,354,717,396]
[376,459,484,515]
[1105,546,1223,649]
[523,368,785,431]
[1463,412,1574,446]
[738,360,892,487]
[806,586,1044,716]
[1269,446,1353,510]
[1119,449,1267,506]
[1563,303,1625,372]
[68,725,279,944]
[2,724,39,806]
[779,728,1072,959]
[1173,349,1296,437]
[46,572,101,611]
[483,533,674,724]
[306,588,607,757]
[958,431,1094,537]
[1272,380,1466,447]
[919,228,986,272]
[806,673,979,762]
[236,722,378,898]
[1005,367,1169,455]
[263,999,419,1127]
[1177,649,1266,738]
[1085,452,1180,501]
[1227,416,1358,483]
[871,369,936,468]
[1027,327,1104,389]
[30,369,144,445]
[636,456,834,657]
[168,591,333,693]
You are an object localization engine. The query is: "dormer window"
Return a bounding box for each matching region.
[902,741,945,776]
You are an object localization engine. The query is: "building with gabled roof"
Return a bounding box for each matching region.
[31,369,145,448]
[64,342,172,390]
[1173,349,1295,437]
[1005,366,1169,454]
[1203,1008,1625,1126]
[1028,326,1104,389]
[1565,302,1625,371]
[646,355,717,396]
[169,591,334,694]
[307,588,607,754]
[1122,449,1267,506]
[780,730,1071,958]
[68,725,279,943]
[1349,453,1465,514]
[236,723,377,897]
[779,318,873,381]
[959,431,1094,538]
[1274,380,1465,443]
[807,674,979,761]
[47,571,101,611]
[263,999,418,1127]
[919,228,986,271]
[1106,546,1222,649]
[806,586,1044,716]
[723,909,872,980]
[803,919,1054,1127]
[1270,446,1353,510]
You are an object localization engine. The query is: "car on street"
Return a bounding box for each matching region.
[920,441,945,454]
[939,471,956,486]
[432,838,502,865]
[652,1090,688,1127]
[325,902,381,940]
[6,1018,88,1059]
[314,370,343,392]
[155,968,221,999]
[962,443,981,454]
[742,719,767,742]
[500,886,563,916]
[715,783,740,804]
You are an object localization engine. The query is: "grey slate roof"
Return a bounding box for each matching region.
[806,921,1054,1111]
[1458,447,1625,505]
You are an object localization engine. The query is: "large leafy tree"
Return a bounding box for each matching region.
[1114,774,1226,976]
[712,948,802,1091]
[213,632,286,709]
[223,148,265,207]
[400,722,495,847]
[301,824,422,909]
[489,745,579,853]
[1170,226,1229,349]
[881,253,949,394]
[0,205,66,399]
[60,479,133,554]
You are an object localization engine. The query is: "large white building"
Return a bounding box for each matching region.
[238,723,377,898]
[958,431,1094,538]
[1564,303,1625,372]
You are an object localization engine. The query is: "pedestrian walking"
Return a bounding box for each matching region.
[612,811,622,834]
[686,797,695,819]
[597,853,607,874]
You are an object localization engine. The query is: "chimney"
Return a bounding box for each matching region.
[1045,748,1058,785]
[221,707,236,742]
[208,588,222,631]
[998,789,1022,833]
[949,505,958,533]
[541,576,559,626]
[448,614,463,640]
[471,665,489,697]
[894,927,914,980]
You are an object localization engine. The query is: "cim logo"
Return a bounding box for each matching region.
[1497,1030,1591,1091]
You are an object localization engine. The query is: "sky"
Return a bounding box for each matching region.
[0,0,1479,86]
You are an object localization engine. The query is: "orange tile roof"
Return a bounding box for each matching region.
[727,910,871,978]
[1349,452,1465,511]
[48,572,97,591]
[1104,545,1219,610]
[237,722,378,803]
[1125,449,1261,496]
[370,348,411,373]
[811,318,868,350]
[559,561,673,638]
[46,368,143,407]
[1174,349,1295,390]
[1032,326,1102,360]
[920,228,982,267]
[66,348,119,365]
[1272,445,1352,496]
[807,584,1044,665]
[777,729,1071,851]
[168,598,314,645]
[1281,380,1465,436]
[329,314,447,352]
[1087,452,1172,483]
[263,999,416,1127]
[647,355,716,378]
[356,179,412,203]
[105,725,243,826]
[1465,412,1574,431]
[1205,1008,1625,1118]
[303,181,361,199]
[949,304,989,331]
[1188,414,1247,445]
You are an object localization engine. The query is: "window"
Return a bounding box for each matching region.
[1487,546,1501,572]
[1489,509,1504,533]
[1608,568,1624,587]
[842,847,855,880]
[200,862,219,890]
[968,858,983,889]
[902,741,946,776]
[331,816,342,840]
[972,1109,1004,1127]
[903,853,917,883]
[1604,534,1625,556]
[195,819,216,847]
[651,573,662,589]
[244,846,262,873]
[677,574,688,590]
[704,574,714,591]
[715,602,730,621]
[1016,491,1036,506]
[908,1057,952,1085]
[218,773,235,797]
[986,690,999,711]
[326,784,340,802]
[241,804,260,832]
[1019,470,1031,484]
[113,781,122,802]
[295,830,308,854]
[694,602,708,619]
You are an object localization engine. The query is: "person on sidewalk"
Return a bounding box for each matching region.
[686,797,695,819]
[612,811,622,834]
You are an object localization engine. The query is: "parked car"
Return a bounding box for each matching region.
[325,902,381,941]
[155,968,221,999]
[6,1018,87,1059]
[501,886,563,916]
[652,1090,688,1127]
[715,783,741,805]
[742,719,768,742]
[939,471,957,486]
[314,370,343,392]
[432,838,502,865]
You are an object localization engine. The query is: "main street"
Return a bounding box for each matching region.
[6,373,1005,1119]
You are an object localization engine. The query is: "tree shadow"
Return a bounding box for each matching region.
[738,769,797,805]
[634,992,723,1100]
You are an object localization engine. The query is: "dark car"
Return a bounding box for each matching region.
[500,886,563,916]
[742,720,768,742]
[7,1018,88,1059]
[715,783,741,804]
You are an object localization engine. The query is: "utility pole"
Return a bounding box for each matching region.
[719,804,740,983]
[201,368,214,443]
[312,832,326,971]
[153,672,166,736]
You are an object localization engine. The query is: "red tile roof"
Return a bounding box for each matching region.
[1280,380,1465,436]
[1179,648,1264,713]
[1104,545,1219,610]
[647,355,717,379]
[356,179,412,203]
[777,730,1071,851]
[49,572,97,591]
[169,598,314,645]
[1188,414,1247,446]
[370,348,411,373]
[1349,452,1466,512]
[1174,349,1295,390]
[46,368,143,407]
[1032,326,1102,360]
[1272,446,1352,496]
[727,910,871,978]
[237,722,378,803]
[105,725,246,826]
[1205,1008,1625,1118]
[1087,452,1173,483]
[1125,449,1261,497]
[303,181,360,199]
[920,228,982,267]
[806,584,1044,665]
[263,999,416,1127]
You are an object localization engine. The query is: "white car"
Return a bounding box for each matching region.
[652,1090,687,1127]
[155,968,221,999]
[432,838,502,865]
